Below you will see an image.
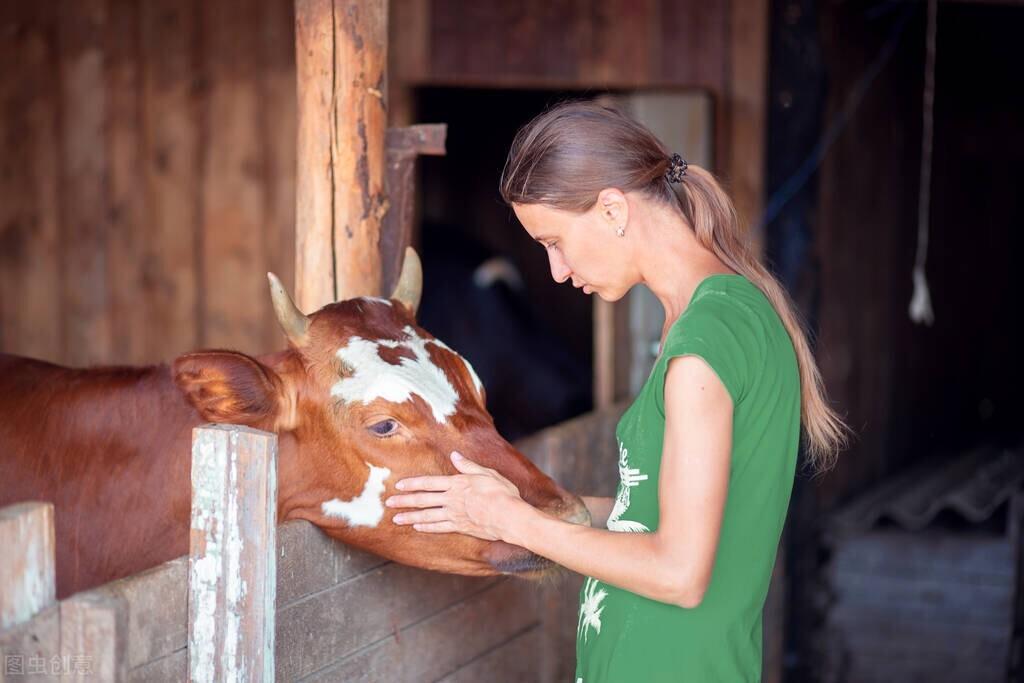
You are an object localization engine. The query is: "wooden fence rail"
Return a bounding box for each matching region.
[0,405,628,682]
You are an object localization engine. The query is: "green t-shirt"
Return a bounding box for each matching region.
[575,273,801,683]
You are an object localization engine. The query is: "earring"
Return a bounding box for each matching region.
[616,226,625,237]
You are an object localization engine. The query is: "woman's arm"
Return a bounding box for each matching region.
[580,495,614,528]
[507,354,732,607]
[388,353,732,608]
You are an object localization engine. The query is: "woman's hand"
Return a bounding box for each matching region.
[386,451,529,542]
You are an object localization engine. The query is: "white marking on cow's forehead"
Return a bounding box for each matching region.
[321,463,391,527]
[332,325,464,423]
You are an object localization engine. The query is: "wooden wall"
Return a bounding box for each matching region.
[0,0,296,366]
[390,0,768,252]
[1,0,766,368]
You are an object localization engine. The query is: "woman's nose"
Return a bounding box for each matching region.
[547,250,571,283]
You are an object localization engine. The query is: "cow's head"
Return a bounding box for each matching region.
[172,248,589,578]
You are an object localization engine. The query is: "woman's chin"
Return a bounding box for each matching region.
[590,286,626,302]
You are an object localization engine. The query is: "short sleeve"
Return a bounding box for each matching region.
[654,305,757,414]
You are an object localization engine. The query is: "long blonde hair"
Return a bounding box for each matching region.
[500,100,851,475]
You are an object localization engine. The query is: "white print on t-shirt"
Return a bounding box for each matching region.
[606,440,650,533]
[578,576,608,644]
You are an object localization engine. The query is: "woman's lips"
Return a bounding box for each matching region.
[582,284,593,294]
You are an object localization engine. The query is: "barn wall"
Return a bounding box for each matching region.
[0,0,296,366]
[0,0,766,369]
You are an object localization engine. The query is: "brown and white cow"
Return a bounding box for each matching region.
[0,249,589,598]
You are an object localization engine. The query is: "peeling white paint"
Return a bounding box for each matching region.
[322,463,391,527]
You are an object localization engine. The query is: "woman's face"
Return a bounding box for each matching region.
[512,200,633,302]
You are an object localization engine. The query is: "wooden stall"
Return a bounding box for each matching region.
[0,1,782,681]
[0,406,627,682]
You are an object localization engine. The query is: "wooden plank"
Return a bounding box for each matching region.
[275,520,386,607]
[139,0,200,361]
[60,593,128,682]
[104,0,146,364]
[58,0,113,365]
[0,2,62,361]
[275,566,497,680]
[189,425,277,683]
[259,0,297,352]
[200,0,267,355]
[301,579,540,682]
[437,624,543,683]
[0,503,55,630]
[293,0,337,312]
[0,603,60,682]
[381,124,447,295]
[329,0,387,301]
[727,0,769,253]
[294,0,388,309]
[127,650,186,683]
[80,556,188,670]
[386,0,429,127]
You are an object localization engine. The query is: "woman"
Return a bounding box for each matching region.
[385,100,850,682]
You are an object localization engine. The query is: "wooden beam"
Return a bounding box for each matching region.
[0,502,55,631]
[381,123,446,294]
[727,0,769,254]
[294,0,389,311]
[189,425,278,683]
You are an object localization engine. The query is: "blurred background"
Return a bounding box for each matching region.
[1,1,1021,681]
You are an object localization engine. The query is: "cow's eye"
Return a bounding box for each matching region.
[368,419,399,437]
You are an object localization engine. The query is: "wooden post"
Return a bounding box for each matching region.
[294,0,389,311]
[380,124,446,294]
[60,593,128,681]
[0,502,55,631]
[189,425,278,683]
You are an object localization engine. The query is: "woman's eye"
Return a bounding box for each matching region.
[368,419,399,437]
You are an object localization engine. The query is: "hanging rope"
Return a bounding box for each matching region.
[909,0,937,325]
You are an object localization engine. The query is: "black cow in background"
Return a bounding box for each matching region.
[418,223,592,441]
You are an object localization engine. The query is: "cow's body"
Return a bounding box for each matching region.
[0,354,310,597]
[0,355,196,595]
[0,253,588,598]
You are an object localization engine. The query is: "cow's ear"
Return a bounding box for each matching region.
[173,350,284,430]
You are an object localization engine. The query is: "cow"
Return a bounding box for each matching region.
[0,248,590,599]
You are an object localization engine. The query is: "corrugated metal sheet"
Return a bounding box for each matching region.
[825,444,1024,541]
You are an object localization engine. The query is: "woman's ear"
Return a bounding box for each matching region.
[597,188,629,230]
[173,350,287,431]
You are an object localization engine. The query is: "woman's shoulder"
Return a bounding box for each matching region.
[667,274,770,354]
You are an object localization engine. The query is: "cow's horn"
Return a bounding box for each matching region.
[390,246,422,315]
[267,272,311,346]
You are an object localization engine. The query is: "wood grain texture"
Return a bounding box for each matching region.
[1,0,300,366]
[274,564,497,680]
[58,0,113,366]
[200,0,269,355]
[189,425,277,683]
[0,502,56,631]
[300,579,540,682]
[0,603,60,682]
[59,593,128,682]
[0,2,62,362]
[139,0,201,362]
